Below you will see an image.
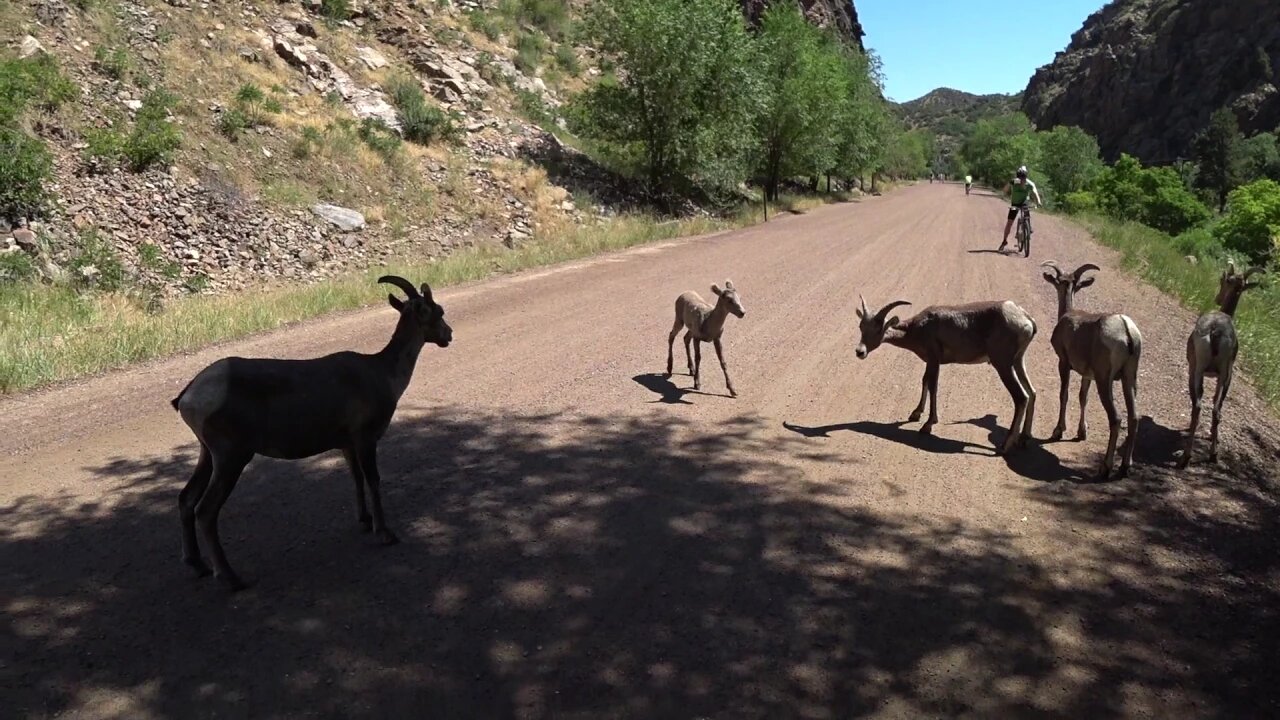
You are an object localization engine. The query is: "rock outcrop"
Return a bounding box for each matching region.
[1022,0,1280,163]
[740,0,864,51]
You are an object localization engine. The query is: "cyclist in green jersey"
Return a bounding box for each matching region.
[998,166,1042,252]
[964,174,972,195]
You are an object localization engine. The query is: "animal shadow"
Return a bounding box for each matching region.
[632,373,728,404]
[961,415,1088,483]
[783,419,990,456]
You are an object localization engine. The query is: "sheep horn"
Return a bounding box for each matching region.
[378,275,420,299]
[859,294,870,317]
[1243,266,1266,281]
[1072,263,1101,282]
[1040,260,1064,278]
[876,300,912,322]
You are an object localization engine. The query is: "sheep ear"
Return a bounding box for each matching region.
[886,316,901,328]
[1042,271,1059,284]
[419,283,434,304]
[388,294,405,311]
[724,279,734,290]
[855,307,865,320]
[1076,277,1095,290]
[711,284,722,296]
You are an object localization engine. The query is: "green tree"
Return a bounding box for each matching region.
[1214,178,1280,263]
[1092,154,1210,234]
[1239,131,1280,183]
[752,5,849,200]
[1192,107,1245,212]
[567,0,759,198]
[1037,125,1102,199]
[832,50,891,187]
[959,113,1040,189]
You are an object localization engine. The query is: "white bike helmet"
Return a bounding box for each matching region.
[1016,166,1028,179]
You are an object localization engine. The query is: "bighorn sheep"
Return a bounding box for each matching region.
[1041,261,1143,479]
[855,296,1038,454]
[1178,262,1265,468]
[171,276,452,591]
[665,280,746,396]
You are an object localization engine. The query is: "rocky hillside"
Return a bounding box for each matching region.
[897,88,1021,134]
[1022,0,1280,162]
[740,0,864,50]
[0,0,634,297]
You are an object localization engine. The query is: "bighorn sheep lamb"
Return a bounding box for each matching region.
[171,276,452,591]
[1041,261,1143,479]
[1178,262,1265,468]
[854,296,1037,454]
[665,280,746,396]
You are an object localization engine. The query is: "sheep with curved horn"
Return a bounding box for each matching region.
[170,275,453,591]
[854,294,1037,454]
[1041,261,1143,479]
[1179,261,1265,468]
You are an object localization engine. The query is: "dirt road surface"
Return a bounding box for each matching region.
[4,184,1279,719]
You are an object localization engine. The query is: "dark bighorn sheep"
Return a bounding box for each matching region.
[171,276,452,591]
[665,280,746,396]
[855,296,1037,454]
[1178,262,1265,468]
[1041,261,1143,479]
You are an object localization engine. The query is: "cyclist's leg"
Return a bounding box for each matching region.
[1000,206,1017,249]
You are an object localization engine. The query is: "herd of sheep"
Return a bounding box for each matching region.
[168,258,1263,591]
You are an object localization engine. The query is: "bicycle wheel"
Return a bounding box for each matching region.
[1020,214,1032,257]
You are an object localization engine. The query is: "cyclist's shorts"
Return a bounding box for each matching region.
[1007,203,1028,221]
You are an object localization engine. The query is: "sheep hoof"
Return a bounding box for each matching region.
[1176,454,1191,469]
[1207,452,1218,464]
[1048,428,1064,442]
[376,529,400,546]
[217,571,248,592]
[1075,430,1087,442]
[1117,464,1131,478]
[918,423,934,436]
[728,389,738,398]
[358,517,373,533]
[184,555,212,577]
[908,411,923,422]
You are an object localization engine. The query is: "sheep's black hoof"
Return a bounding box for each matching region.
[184,556,212,577]
[217,571,248,592]
[358,516,373,533]
[908,411,923,422]
[1075,430,1087,442]
[376,529,400,546]
[918,423,935,436]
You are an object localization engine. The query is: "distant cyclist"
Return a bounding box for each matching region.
[998,166,1042,253]
[964,173,972,195]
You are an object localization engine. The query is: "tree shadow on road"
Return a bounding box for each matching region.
[5,407,1280,718]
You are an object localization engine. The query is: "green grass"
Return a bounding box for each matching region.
[0,195,849,394]
[1074,214,1280,411]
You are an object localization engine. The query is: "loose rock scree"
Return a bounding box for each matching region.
[855,295,1038,454]
[1179,262,1265,468]
[170,276,452,591]
[1041,261,1143,479]
[665,280,746,397]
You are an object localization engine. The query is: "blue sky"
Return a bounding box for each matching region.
[859,0,1109,102]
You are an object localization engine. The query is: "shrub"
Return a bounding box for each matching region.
[1173,226,1225,260]
[320,0,350,21]
[0,251,38,284]
[69,229,125,291]
[123,89,181,170]
[219,83,280,138]
[93,45,131,80]
[0,126,54,221]
[1091,154,1210,235]
[1143,179,1212,234]
[467,11,504,41]
[1214,179,1280,264]
[385,74,458,145]
[553,44,580,75]
[1061,190,1097,214]
[82,126,125,167]
[291,125,323,159]
[0,55,78,125]
[217,107,251,138]
[356,117,402,160]
[515,32,545,73]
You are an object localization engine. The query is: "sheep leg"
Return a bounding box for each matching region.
[1119,373,1138,477]
[919,362,940,435]
[1013,353,1036,444]
[1076,376,1092,441]
[358,444,399,546]
[1209,367,1232,463]
[683,332,694,377]
[665,318,683,378]
[908,365,929,422]
[693,341,702,391]
[995,363,1028,455]
[178,443,214,576]
[1179,370,1204,469]
[342,448,372,532]
[1095,380,1121,480]
[714,339,736,397]
[1050,359,1070,441]
[196,450,253,591]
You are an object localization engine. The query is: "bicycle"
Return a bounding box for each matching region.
[1014,204,1033,257]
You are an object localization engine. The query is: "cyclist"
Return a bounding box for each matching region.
[998,166,1042,253]
[964,173,972,195]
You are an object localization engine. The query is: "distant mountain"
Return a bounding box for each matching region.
[896,88,1022,169]
[1022,0,1280,163]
